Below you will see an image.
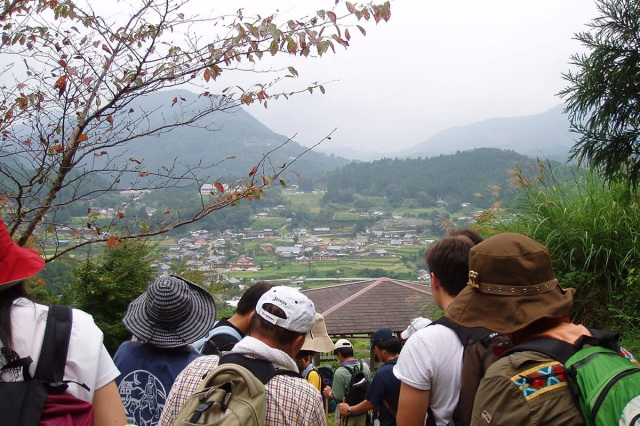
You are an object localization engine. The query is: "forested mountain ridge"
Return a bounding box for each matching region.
[106,89,351,186]
[320,148,563,209]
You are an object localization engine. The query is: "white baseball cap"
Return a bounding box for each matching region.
[334,338,353,350]
[400,317,432,340]
[255,286,315,333]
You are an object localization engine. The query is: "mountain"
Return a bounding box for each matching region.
[399,104,575,162]
[110,89,350,184]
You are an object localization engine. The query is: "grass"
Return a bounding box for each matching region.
[486,164,640,344]
[285,192,324,213]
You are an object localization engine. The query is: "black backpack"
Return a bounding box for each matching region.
[0,305,94,426]
[426,317,511,426]
[317,366,336,412]
[344,361,370,406]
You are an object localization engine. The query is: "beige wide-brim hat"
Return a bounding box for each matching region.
[446,233,575,335]
[301,313,335,353]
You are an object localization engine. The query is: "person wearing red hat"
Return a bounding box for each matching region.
[0,219,126,425]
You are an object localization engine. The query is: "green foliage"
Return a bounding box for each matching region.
[0,0,389,259]
[560,0,640,189]
[486,163,640,337]
[62,240,156,354]
[321,148,561,209]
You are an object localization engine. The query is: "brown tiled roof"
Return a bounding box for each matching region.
[302,277,436,337]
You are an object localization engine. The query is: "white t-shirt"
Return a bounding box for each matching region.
[2,298,120,402]
[393,323,464,426]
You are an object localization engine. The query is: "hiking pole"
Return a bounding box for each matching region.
[340,398,346,426]
[325,395,329,425]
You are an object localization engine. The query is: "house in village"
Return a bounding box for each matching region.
[370,249,390,258]
[230,257,259,271]
[275,246,302,258]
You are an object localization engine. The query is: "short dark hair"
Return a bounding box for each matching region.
[374,337,402,355]
[236,281,273,315]
[426,235,474,297]
[448,228,483,246]
[334,346,354,358]
[249,302,304,345]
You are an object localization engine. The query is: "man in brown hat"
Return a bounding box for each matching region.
[445,232,596,425]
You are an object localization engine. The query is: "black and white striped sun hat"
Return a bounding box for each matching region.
[123,275,217,348]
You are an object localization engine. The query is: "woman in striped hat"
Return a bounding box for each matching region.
[113,274,216,426]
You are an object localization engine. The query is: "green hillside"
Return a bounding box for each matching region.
[320,148,566,209]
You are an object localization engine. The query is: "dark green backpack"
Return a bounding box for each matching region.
[504,330,640,426]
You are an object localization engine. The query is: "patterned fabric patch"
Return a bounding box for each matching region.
[510,361,568,400]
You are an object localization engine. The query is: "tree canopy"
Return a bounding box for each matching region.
[560,0,640,189]
[0,0,390,259]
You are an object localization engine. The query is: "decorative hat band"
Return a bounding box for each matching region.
[468,270,558,296]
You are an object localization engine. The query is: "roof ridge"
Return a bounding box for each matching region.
[322,277,386,316]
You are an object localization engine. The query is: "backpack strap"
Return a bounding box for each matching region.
[206,325,243,343]
[343,361,363,375]
[33,305,72,391]
[501,336,577,363]
[501,329,621,364]
[219,352,301,384]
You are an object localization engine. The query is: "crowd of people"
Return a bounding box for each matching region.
[0,216,638,425]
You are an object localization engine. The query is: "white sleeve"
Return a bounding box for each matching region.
[65,308,120,401]
[393,326,438,391]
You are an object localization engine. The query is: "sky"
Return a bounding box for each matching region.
[80,0,600,154]
[205,0,600,154]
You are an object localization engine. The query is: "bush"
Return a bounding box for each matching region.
[485,162,640,342]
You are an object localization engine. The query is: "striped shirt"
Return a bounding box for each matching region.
[158,354,327,426]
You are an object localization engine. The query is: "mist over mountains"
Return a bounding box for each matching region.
[102,90,574,188]
[316,104,576,162]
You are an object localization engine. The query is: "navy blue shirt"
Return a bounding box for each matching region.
[113,341,202,426]
[365,358,400,426]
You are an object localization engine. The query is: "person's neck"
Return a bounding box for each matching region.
[228,313,249,334]
[440,293,455,311]
[381,354,399,363]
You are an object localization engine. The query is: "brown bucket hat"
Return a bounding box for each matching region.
[446,232,575,335]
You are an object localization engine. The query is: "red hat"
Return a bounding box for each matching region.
[0,219,45,287]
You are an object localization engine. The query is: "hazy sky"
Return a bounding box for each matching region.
[216,0,600,154]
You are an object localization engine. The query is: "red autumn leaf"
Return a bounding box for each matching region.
[327,11,337,23]
[172,97,178,106]
[101,44,111,54]
[164,210,171,215]
[214,182,225,193]
[249,165,258,177]
[52,144,64,153]
[117,211,125,219]
[138,171,149,177]
[53,75,67,98]
[203,68,211,82]
[77,133,88,142]
[107,235,117,248]
[106,114,113,124]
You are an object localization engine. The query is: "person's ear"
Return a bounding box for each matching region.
[291,333,305,357]
[431,272,441,291]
